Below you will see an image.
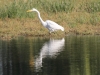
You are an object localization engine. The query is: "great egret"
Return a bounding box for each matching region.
[27,8,64,33]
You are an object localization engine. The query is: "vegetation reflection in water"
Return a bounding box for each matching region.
[0,36,100,75]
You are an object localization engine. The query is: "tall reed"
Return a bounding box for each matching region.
[0,0,100,18]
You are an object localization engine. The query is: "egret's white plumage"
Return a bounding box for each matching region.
[27,8,64,33]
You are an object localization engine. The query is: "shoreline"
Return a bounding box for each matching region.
[0,18,100,40]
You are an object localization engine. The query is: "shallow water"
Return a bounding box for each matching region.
[0,35,100,75]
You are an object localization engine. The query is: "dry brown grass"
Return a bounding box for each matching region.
[0,15,100,40]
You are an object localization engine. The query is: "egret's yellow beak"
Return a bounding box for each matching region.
[27,10,32,12]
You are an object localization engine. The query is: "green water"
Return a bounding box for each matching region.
[0,35,100,75]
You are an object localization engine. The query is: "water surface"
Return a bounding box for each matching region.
[0,35,100,75]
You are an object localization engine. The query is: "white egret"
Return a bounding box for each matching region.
[27,8,64,33]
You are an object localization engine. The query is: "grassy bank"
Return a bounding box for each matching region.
[0,0,100,39]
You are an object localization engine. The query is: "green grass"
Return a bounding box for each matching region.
[0,0,100,26]
[0,0,100,18]
[83,1,100,13]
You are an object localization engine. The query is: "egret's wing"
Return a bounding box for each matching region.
[46,20,63,30]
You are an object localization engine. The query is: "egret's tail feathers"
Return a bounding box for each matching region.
[61,27,64,31]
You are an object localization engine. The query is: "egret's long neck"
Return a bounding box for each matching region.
[35,10,45,26]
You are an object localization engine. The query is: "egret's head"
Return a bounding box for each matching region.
[27,8,37,12]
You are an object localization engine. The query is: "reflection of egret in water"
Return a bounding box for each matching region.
[35,38,65,72]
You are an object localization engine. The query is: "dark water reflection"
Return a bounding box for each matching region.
[0,36,100,75]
